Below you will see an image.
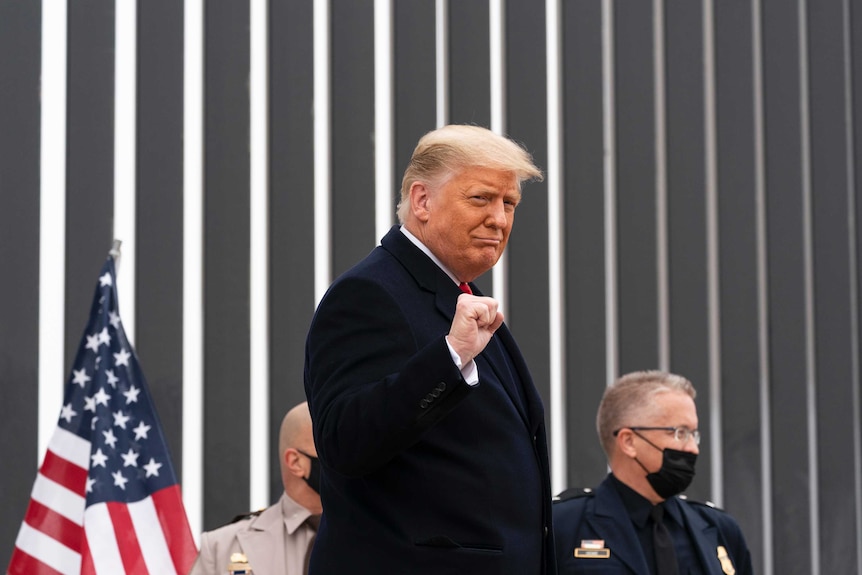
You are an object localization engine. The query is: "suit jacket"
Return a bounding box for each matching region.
[553,475,753,575]
[187,493,316,575]
[304,226,555,575]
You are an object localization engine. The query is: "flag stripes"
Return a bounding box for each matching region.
[151,486,199,570]
[30,473,85,526]
[21,499,83,554]
[127,497,178,572]
[40,450,87,495]
[49,426,92,468]
[10,522,76,575]
[83,505,124,573]
[104,502,144,572]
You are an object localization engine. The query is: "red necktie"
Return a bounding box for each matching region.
[458,282,472,295]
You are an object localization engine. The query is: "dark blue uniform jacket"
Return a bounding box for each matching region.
[553,475,753,575]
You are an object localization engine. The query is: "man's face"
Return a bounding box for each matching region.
[633,391,700,472]
[414,166,521,282]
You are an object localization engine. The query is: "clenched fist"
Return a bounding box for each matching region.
[445,293,505,364]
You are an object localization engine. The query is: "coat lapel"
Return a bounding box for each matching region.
[477,327,531,426]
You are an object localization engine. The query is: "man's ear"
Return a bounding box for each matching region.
[283,448,306,478]
[410,181,431,222]
[615,429,638,459]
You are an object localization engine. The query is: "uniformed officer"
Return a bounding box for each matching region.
[188,402,322,575]
[553,370,753,575]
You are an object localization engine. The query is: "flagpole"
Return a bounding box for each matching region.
[109,239,122,271]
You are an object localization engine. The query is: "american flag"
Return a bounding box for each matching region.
[8,254,197,575]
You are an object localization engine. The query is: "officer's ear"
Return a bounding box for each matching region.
[283,447,306,478]
[615,428,638,458]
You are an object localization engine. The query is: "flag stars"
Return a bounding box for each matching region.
[99,272,112,287]
[85,334,100,352]
[114,349,131,367]
[83,396,97,413]
[123,385,141,404]
[85,477,96,493]
[106,370,120,388]
[121,449,140,468]
[113,410,131,429]
[93,387,111,407]
[109,310,121,329]
[133,421,151,441]
[60,403,77,423]
[72,368,91,388]
[102,428,118,449]
[112,470,128,490]
[143,458,162,478]
[98,327,111,346]
[91,448,109,468]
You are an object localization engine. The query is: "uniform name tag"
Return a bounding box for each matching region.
[574,540,610,559]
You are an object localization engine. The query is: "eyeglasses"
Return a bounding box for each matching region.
[613,426,701,446]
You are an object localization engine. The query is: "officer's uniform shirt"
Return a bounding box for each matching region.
[608,474,705,575]
[188,492,316,575]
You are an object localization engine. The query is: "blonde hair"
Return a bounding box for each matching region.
[396,124,543,223]
[596,370,696,457]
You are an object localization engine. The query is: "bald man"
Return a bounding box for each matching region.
[188,402,322,575]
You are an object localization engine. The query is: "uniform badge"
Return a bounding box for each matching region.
[574,539,611,559]
[228,552,253,574]
[716,545,735,575]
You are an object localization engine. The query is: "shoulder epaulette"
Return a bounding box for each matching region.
[229,508,265,524]
[677,494,723,511]
[554,487,596,502]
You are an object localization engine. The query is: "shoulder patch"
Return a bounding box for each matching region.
[554,487,596,502]
[229,508,265,524]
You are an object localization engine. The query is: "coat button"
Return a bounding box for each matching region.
[437,382,446,392]
[420,399,429,409]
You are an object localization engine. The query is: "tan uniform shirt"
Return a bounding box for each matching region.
[188,493,316,575]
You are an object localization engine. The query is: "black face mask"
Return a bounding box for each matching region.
[298,450,321,494]
[633,432,697,499]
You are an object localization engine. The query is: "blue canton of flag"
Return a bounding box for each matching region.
[9,253,197,575]
[66,263,174,504]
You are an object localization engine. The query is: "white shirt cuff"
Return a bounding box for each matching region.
[445,337,479,386]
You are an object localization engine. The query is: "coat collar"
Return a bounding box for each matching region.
[380,225,472,320]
